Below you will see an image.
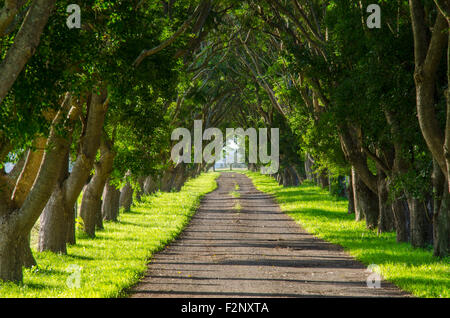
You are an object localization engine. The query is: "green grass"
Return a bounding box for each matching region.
[243,171,450,298]
[0,172,219,298]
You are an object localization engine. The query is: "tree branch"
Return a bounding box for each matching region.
[133,4,203,67]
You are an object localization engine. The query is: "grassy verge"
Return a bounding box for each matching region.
[243,171,450,298]
[0,172,219,298]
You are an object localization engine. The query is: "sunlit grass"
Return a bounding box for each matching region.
[0,172,219,298]
[243,171,450,298]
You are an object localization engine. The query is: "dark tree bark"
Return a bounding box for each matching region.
[291,166,303,185]
[347,172,355,214]
[0,0,27,37]
[352,168,379,228]
[172,165,187,191]
[276,170,283,185]
[317,171,329,189]
[22,234,36,268]
[377,170,395,233]
[432,159,449,257]
[0,234,26,282]
[406,195,431,248]
[352,167,363,221]
[160,167,175,192]
[283,167,292,187]
[391,199,409,243]
[339,125,378,194]
[66,202,76,245]
[410,1,449,187]
[102,179,120,221]
[360,183,379,230]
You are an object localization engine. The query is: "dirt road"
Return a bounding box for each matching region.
[129,172,408,297]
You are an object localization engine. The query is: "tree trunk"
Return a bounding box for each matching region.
[22,234,36,268]
[38,148,70,254]
[96,199,104,230]
[102,179,120,221]
[318,171,329,189]
[291,166,303,185]
[360,184,379,230]
[352,168,364,221]
[347,173,355,214]
[66,202,76,245]
[305,153,314,181]
[391,199,409,243]
[407,195,429,248]
[283,167,291,187]
[338,124,378,194]
[410,2,448,183]
[0,0,57,104]
[143,175,158,194]
[0,233,27,282]
[353,168,379,228]
[135,176,146,202]
[377,171,394,233]
[172,165,187,191]
[160,168,175,192]
[79,135,114,237]
[435,186,450,257]
[433,158,449,257]
[328,174,332,194]
[38,88,108,253]
[120,181,133,212]
[0,95,74,282]
[277,171,283,185]
[38,185,69,254]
